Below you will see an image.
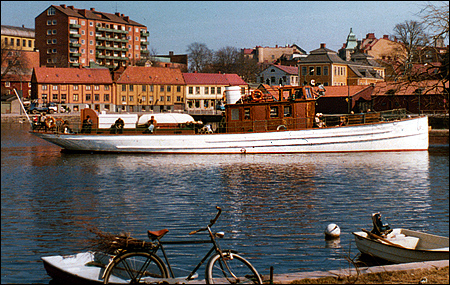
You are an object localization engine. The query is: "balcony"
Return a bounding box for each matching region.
[69,33,81,38]
[69,42,81,47]
[70,62,80,67]
[69,23,81,28]
[96,46,128,52]
[140,30,149,37]
[96,26,128,34]
[70,52,81,57]
[140,41,149,45]
[140,49,150,54]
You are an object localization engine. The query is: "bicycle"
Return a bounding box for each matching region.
[102,206,263,284]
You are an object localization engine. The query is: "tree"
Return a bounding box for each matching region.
[186,42,213,72]
[1,40,29,78]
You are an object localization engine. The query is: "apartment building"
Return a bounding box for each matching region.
[35,5,149,69]
[242,44,307,64]
[183,73,248,115]
[31,67,114,112]
[115,66,185,113]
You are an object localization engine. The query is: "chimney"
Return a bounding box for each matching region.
[366,33,375,39]
[68,5,74,9]
[90,7,95,11]
[124,16,129,22]
[169,51,174,56]
[61,4,66,8]
[320,43,326,49]
[115,12,120,16]
[383,35,389,40]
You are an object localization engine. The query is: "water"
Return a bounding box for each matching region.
[1,122,449,284]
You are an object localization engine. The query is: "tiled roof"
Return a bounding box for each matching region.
[117,66,185,85]
[373,80,448,96]
[183,73,247,85]
[270,64,298,75]
[300,46,347,64]
[33,67,113,84]
[1,25,35,37]
[49,5,145,27]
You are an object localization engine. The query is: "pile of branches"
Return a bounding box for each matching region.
[86,226,155,254]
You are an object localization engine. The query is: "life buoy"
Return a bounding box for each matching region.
[277,125,287,130]
[45,116,56,129]
[251,90,264,102]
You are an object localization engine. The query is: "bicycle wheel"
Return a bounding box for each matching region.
[206,251,262,284]
[103,251,168,284]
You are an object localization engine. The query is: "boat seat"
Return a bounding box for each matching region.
[148,229,169,241]
[389,236,420,249]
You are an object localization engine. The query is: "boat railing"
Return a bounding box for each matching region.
[30,109,421,135]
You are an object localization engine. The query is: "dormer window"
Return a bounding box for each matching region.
[47,7,55,15]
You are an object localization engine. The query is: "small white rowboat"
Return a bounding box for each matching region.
[41,251,196,284]
[353,228,449,263]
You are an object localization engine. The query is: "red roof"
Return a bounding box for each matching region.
[33,67,112,84]
[183,73,247,85]
[373,80,448,96]
[273,64,298,74]
[117,66,185,85]
[320,85,369,97]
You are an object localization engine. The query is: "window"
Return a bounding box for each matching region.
[129,96,134,101]
[231,109,239,120]
[217,87,221,94]
[142,85,146,92]
[85,94,91,101]
[28,40,32,48]
[160,96,164,102]
[73,94,79,101]
[73,85,79,91]
[86,85,91,91]
[52,48,57,53]
[94,85,100,91]
[5,82,10,87]
[270,106,278,118]
[189,86,193,94]
[176,96,182,102]
[42,94,47,100]
[284,106,292,117]
[323,66,328,76]
[104,94,110,101]
[244,108,250,120]
[47,29,52,35]
[301,67,307,76]
[52,94,58,100]
[47,7,55,15]
[89,22,93,26]
[81,30,85,35]
[90,40,93,45]
[52,39,57,44]
[94,94,99,101]
[47,20,52,25]
[160,86,165,92]
[316,66,321,76]
[104,85,110,91]
[210,87,215,94]
[167,96,171,102]
[129,84,134,91]
[176,86,181,92]
[52,20,57,25]
[122,85,126,92]
[309,67,314,75]
[149,85,154,92]
[16,39,20,46]
[205,87,209,94]
[89,31,93,36]
[52,85,58,91]
[166,86,171,92]
[121,96,126,102]
[196,87,200,94]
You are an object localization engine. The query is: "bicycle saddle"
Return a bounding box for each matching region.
[148,229,169,241]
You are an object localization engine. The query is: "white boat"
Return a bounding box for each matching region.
[30,86,429,154]
[41,251,196,284]
[353,228,449,263]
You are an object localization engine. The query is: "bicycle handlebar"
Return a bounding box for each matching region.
[189,206,222,235]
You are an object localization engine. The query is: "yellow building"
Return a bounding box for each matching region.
[1,25,35,51]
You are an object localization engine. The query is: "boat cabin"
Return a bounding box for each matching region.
[225,86,317,133]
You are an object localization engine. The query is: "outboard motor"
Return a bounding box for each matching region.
[371,213,392,236]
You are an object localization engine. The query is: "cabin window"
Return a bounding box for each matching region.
[231,109,240,120]
[284,106,292,117]
[270,107,279,118]
[244,108,251,120]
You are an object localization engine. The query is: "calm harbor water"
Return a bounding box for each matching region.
[1,122,449,284]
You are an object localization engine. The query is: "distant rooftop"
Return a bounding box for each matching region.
[1,25,35,38]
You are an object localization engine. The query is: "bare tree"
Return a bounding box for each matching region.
[1,40,29,77]
[186,42,213,72]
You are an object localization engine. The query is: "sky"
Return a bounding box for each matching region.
[1,1,440,55]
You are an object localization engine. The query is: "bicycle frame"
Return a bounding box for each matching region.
[154,225,223,280]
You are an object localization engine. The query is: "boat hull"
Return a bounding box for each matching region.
[32,116,429,154]
[353,228,449,264]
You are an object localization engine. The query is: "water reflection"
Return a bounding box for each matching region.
[1,123,448,284]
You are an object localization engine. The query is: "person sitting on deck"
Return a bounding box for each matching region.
[81,115,93,133]
[144,116,157,134]
[371,213,392,236]
[114,118,125,134]
[314,113,326,128]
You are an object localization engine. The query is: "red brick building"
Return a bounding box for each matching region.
[35,5,149,69]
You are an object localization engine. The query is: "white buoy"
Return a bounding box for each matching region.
[324,223,340,239]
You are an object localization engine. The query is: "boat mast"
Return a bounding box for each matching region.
[13,88,33,128]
